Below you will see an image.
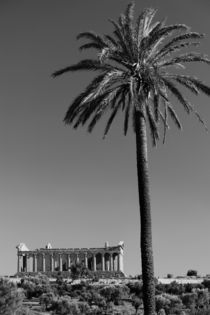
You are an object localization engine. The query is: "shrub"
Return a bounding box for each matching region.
[166,281,185,295]
[0,278,24,315]
[202,279,210,290]
[131,296,142,313]
[156,293,183,314]
[181,293,197,311]
[40,291,56,311]
[126,281,142,297]
[70,262,90,280]
[99,285,129,305]
[51,296,80,314]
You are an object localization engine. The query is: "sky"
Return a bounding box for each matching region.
[1,0,210,278]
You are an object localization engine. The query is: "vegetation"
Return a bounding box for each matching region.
[52,2,210,314]
[0,278,24,315]
[187,270,198,277]
[3,275,210,314]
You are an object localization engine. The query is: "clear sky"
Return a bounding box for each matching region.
[1,0,210,277]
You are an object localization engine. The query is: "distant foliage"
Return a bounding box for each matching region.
[187,270,198,277]
[18,275,210,314]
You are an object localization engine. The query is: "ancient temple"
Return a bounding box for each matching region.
[16,241,124,276]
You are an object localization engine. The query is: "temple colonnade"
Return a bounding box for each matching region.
[16,242,124,274]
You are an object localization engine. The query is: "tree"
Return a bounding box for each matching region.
[70,262,90,280]
[52,2,210,314]
[187,269,198,277]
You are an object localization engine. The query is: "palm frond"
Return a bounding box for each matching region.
[144,24,189,57]
[194,111,208,131]
[152,32,204,62]
[146,105,159,146]
[108,19,132,61]
[163,102,168,143]
[135,8,156,49]
[103,98,122,138]
[154,42,200,63]
[124,1,136,57]
[167,104,182,129]
[153,92,160,122]
[52,59,114,77]
[163,78,192,113]
[159,53,210,67]
[124,93,131,135]
[73,91,112,128]
[104,34,118,48]
[169,75,199,95]
[86,91,117,133]
[76,31,106,47]
[84,70,125,102]
[79,43,102,51]
[185,77,210,96]
[63,72,111,124]
[159,109,170,130]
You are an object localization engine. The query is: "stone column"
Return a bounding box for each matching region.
[117,254,120,271]
[42,254,46,272]
[59,254,63,272]
[84,253,88,268]
[115,255,118,271]
[33,254,37,272]
[17,254,21,273]
[25,255,29,272]
[51,254,54,272]
[118,253,123,272]
[76,254,79,263]
[93,254,96,271]
[101,253,105,271]
[105,254,109,271]
[110,254,113,271]
[67,254,71,270]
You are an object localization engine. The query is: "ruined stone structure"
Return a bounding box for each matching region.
[16,241,124,276]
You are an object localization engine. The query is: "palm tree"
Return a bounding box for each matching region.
[52,2,210,314]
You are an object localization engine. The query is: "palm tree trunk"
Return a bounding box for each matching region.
[135,108,156,315]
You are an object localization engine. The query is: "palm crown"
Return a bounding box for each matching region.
[53,2,210,145]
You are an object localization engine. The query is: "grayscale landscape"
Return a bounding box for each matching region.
[1,1,210,314]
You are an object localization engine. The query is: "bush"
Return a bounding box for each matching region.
[0,278,24,315]
[50,295,90,315]
[40,291,56,311]
[126,281,142,297]
[16,306,37,315]
[181,293,197,311]
[156,293,183,314]
[166,281,185,295]
[202,279,210,290]
[99,285,129,305]
[131,296,142,313]
[70,262,90,280]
